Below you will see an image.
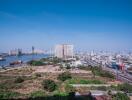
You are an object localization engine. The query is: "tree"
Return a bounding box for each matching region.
[42,79,57,92]
[58,72,72,81]
[14,77,24,83]
[28,60,44,66]
[66,64,71,69]
[59,64,63,69]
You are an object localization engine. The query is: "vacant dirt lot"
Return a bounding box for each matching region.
[33,65,92,74]
[0,65,118,95]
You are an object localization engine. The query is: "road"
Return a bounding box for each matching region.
[102,66,132,84]
[84,59,132,84]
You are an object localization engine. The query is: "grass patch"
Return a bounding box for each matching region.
[30,91,45,98]
[0,81,22,90]
[0,91,21,99]
[54,92,69,96]
[92,67,115,79]
[117,83,132,93]
[68,78,104,84]
[112,92,130,100]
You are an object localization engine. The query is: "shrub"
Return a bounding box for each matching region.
[110,85,118,91]
[42,79,57,92]
[58,72,72,81]
[108,90,112,95]
[117,83,132,93]
[112,92,130,100]
[14,77,24,83]
[65,84,75,93]
[101,71,115,79]
[66,64,71,69]
[35,73,42,77]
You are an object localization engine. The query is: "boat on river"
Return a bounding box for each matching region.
[0,57,6,61]
[10,60,23,65]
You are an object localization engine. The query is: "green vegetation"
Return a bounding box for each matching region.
[29,93,73,100]
[41,57,63,65]
[51,57,62,64]
[0,81,22,90]
[96,86,107,91]
[65,84,76,93]
[117,83,132,93]
[108,83,132,93]
[79,66,115,79]
[58,72,72,81]
[1,62,131,99]
[54,92,69,96]
[89,86,108,91]
[14,76,24,83]
[35,73,42,77]
[68,78,104,84]
[28,60,44,66]
[42,79,57,92]
[65,64,71,69]
[91,67,115,79]
[0,91,21,99]
[91,67,96,78]
[112,92,130,100]
[110,85,118,90]
[30,91,45,98]
[78,66,92,71]
[27,57,63,66]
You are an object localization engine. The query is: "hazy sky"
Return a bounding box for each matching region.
[0,0,132,52]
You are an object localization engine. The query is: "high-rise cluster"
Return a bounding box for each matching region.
[55,44,74,60]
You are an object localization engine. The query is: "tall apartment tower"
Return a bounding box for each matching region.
[55,44,74,59]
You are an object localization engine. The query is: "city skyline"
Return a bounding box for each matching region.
[0,0,132,52]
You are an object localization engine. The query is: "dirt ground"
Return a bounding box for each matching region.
[0,65,119,95]
[33,65,92,74]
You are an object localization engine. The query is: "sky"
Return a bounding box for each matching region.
[0,0,132,52]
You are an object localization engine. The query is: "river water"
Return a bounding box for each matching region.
[0,54,50,66]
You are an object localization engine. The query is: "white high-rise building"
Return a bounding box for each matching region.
[55,44,74,59]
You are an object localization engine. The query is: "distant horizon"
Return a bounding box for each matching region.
[0,46,132,54]
[0,0,132,52]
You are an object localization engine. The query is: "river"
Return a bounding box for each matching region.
[0,54,50,66]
